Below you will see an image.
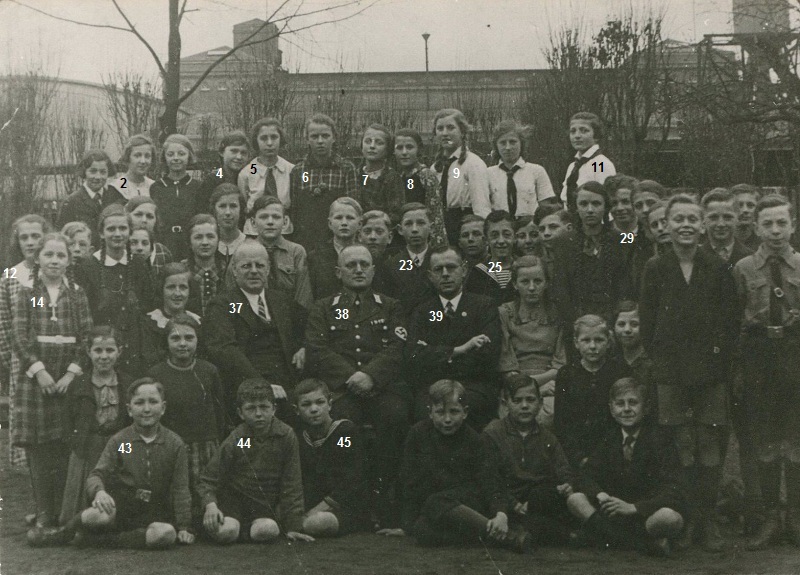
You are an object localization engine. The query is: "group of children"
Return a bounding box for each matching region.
[1,108,797,562]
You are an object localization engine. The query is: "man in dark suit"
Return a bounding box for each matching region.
[305,244,409,527]
[567,378,686,556]
[406,245,502,431]
[204,241,306,422]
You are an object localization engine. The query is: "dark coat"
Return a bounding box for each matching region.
[203,287,306,396]
[64,370,132,459]
[305,289,406,394]
[639,247,739,389]
[463,262,516,306]
[698,239,753,271]
[406,291,501,397]
[576,422,687,519]
[57,186,127,247]
[308,243,340,300]
[379,248,436,320]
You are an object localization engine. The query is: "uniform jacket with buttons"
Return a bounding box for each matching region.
[204,286,306,394]
[733,244,800,329]
[305,289,406,394]
[308,243,341,301]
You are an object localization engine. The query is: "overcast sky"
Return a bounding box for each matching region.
[1,0,733,84]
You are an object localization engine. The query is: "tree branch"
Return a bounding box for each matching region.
[10,0,129,31]
[110,0,167,78]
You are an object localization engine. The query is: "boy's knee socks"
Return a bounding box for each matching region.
[759,461,782,510]
[442,505,490,539]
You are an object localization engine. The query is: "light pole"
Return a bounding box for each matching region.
[422,33,431,111]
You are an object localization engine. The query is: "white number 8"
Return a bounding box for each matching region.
[407,179,414,190]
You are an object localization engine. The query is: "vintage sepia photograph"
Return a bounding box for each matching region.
[2,0,800,573]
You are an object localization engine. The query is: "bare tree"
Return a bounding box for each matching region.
[11,0,378,140]
[218,70,297,133]
[102,70,162,151]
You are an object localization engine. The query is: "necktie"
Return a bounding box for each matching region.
[95,192,103,207]
[500,164,521,216]
[564,155,591,214]
[716,245,730,261]
[445,301,456,318]
[266,247,278,283]
[438,156,456,207]
[265,166,278,197]
[413,256,421,268]
[768,255,784,326]
[623,435,635,462]
[257,294,270,323]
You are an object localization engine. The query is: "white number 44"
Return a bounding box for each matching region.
[237,437,251,449]
[337,436,351,447]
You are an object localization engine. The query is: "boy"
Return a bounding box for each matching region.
[639,194,739,552]
[534,204,572,281]
[358,209,393,261]
[248,195,313,309]
[567,378,685,556]
[700,188,753,268]
[458,214,488,268]
[308,197,363,300]
[396,379,531,552]
[196,130,249,214]
[483,374,576,544]
[731,183,761,252]
[604,174,640,235]
[631,180,666,238]
[380,202,436,319]
[464,210,516,305]
[560,112,616,214]
[198,379,312,544]
[734,194,800,550]
[289,113,359,251]
[294,379,368,536]
[30,378,194,548]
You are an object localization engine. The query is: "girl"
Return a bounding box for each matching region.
[553,314,630,468]
[147,313,225,523]
[550,181,631,327]
[183,214,225,316]
[488,120,556,218]
[210,183,246,273]
[61,221,93,262]
[76,204,154,378]
[394,128,446,247]
[430,108,490,245]
[112,134,156,199]
[142,263,200,367]
[125,196,174,283]
[289,113,359,250]
[56,150,126,246]
[239,117,295,237]
[1,215,50,469]
[514,216,541,257]
[498,256,566,428]
[59,326,131,525]
[150,134,201,260]
[358,124,404,223]
[561,112,616,215]
[13,233,92,531]
[465,210,517,306]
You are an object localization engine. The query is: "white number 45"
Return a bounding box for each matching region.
[337,436,351,447]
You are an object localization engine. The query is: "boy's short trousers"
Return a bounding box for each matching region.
[672,423,726,467]
[217,489,277,539]
[109,487,171,531]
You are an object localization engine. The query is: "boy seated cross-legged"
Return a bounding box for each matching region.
[31,378,195,549]
[482,374,577,546]
[566,377,686,556]
[198,378,313,544]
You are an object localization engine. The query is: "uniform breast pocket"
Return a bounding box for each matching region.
[785,277,800,309]
[329,321,352,341]
[371,322,391,346]
[746,277,770,310]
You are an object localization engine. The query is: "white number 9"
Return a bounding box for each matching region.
[452,168,460,179]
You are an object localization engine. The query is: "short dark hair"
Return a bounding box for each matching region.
[250,118,287,152]
[165,311,201,338]
[503,373,540,401]
[575,181,610,219]
[700,188,734,209]
[533,204,571,226]
[399,202,431,222]
[613,300,638,323]
[484,210,515,236]
[293,378,331,404]
[633,180,667,200]
[604,174,639,199]
[85,325,119,351]
[77,149,115,178]
[459,214,484,231]
[731,183,760,198]
[755,193,794,220]
[160,262,191,294]
[428,243,465,262]
[218,130,249,154]
[237,378,276,406]
[250,195,285,220]
[665,193,700,219]
[513,215,536,233]
[127,377,165,403]
[569,112,605,140]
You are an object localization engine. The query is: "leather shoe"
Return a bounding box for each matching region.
[746,510,781,551]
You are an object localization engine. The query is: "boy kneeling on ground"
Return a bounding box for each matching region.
[567,377,686,556]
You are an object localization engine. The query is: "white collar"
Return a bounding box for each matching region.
[93,250,128,266]
[407,246,428,262]
[83,182,104,200]
[439,291,463,311]
[575,144,600,160]
[147,308,201,328]
[12,260,34,287]
[622,428,640,443]
[448,146,463,160]
[501,157,525,170]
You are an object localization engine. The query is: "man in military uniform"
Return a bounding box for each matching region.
[305,244,410,528]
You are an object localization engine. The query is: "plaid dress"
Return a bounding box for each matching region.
[12,280,92,446]
[0,261,33,465]
[288,155,359,251]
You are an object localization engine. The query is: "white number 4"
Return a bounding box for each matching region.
[337,436,351,447]
[117,442,132,454]
[237,437,251,449]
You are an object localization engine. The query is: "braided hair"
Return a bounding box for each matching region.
[432,108,471,171]
[184,213,219,271]
[30,233,79,336]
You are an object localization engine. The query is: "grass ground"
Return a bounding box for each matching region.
[4,430,800,575]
